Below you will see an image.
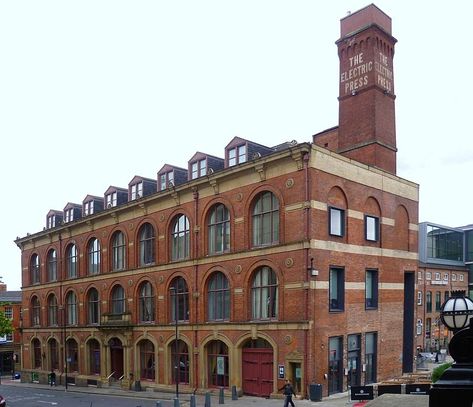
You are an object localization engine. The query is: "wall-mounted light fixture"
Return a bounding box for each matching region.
[308,258,319,277]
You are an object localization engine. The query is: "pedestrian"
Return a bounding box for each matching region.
[279,379,296,407]
[50,370,56,386]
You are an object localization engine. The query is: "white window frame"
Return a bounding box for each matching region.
[365,215,379,242]
[131,182,143,200]
[416,319,423,335]
[417,291,422,305]
[329,207,345,237]
[106,192,117,208]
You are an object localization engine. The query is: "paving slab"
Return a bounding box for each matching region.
[366,394,428,407]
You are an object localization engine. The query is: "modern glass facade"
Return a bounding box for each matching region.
[426,225,463,262]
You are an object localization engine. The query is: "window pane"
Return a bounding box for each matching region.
[330,208,343,236]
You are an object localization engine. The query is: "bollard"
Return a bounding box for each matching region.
[156,401,162,407]
[174,397,180,407]
[205,391,211,407]
[190,394,196,407]
[219,387,225,404]
[231,385,238,400]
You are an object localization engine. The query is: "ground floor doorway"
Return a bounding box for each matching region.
[242,339,273,397]
[109,337,124,380]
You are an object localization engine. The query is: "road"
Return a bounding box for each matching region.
[0,385,167,407]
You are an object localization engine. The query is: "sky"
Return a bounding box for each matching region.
[1,1,472,291]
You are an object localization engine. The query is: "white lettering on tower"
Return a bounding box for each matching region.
[340,52,372,94]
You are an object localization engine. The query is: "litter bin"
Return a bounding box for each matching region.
[309,383,322,401]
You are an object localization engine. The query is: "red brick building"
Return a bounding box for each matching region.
[0,284,22,375]
[15,5,419,398]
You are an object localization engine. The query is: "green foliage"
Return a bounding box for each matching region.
[431,362,453,383]
[0,311,13,337]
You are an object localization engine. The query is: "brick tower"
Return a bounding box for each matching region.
[337,4,397,174]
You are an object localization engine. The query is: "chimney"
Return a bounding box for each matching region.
[336,4,397,173]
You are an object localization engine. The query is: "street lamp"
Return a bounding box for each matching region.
[430,291,473,406]
[440,291,473,333]
[170,286,179,400]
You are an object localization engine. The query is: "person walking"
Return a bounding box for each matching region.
[50,370,56,386]
[279,379,296,407]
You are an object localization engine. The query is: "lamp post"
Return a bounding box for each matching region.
[171,286,179,400]
[430,290,473,406]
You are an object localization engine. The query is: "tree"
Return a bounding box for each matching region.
[0,308,13,337]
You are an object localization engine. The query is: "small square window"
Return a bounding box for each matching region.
[329,207,345,237]
[452,273,457,281]
[443,273,449,281]
[460,274,464,282]
[426,272,432,281]
[435,272,441,281]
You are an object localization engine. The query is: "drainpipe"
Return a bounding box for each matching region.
[302,151,312,393]
[193,188,199,390]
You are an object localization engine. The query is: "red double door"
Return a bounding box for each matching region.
[242,348,273,397]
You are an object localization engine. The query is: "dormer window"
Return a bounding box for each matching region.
[106,192,117,208]
[65,208,74,223]
[84,201,94,216]
[191,159,207,179]
[228,145,246,166]
[131,182,143,200]
[160,171,174,191]
[47,215,56,229]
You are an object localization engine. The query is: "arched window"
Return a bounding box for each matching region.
[208,204,230,254]
[47,249,57,282]
[171,215,190,260]
[87,288,100,325]
[139,340,155,380]
[170,339,189,384]
[207,340,229,388]
[32,338,42,369]
[170,278,189,322]
[66,244,78,278]
[139,223,155,266]
[49,338,59,370]
[87,238,101,275]
[48,294,58,326]
[111,231,126,271]
[111,285,125,315]
[251,266,278,320]
[207,272,230,321]
[66,291,78,326]
[252,191,279,247]
[31,296,40,326]
[30,254,40,284]
[139,281,155,323]
[66,338,79,372]
[88,339,100,375]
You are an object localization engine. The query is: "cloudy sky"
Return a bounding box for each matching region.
[1,1,472,290]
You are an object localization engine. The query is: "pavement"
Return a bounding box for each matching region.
[0,363,443,407]
[0,377,356,407]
